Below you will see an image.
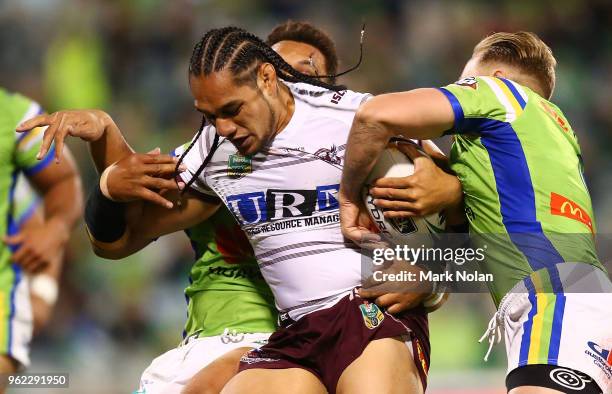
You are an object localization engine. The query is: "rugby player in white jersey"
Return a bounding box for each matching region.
[179,21,349,394]
[20,27,463,393]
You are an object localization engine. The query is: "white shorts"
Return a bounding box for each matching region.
[136,330,271,394]
[0,266,33,369]
[496,263,612,392]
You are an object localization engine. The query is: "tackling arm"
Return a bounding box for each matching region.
[88,189,220,259]
[341,88,454,203]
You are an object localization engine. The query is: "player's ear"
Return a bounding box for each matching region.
[257,63,277,95]
[493,69,507,79]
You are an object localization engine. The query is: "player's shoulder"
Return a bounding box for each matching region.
[446,76,530,103]
[442,76,532,124]
[174,123,218,156]
[286,81,371,111]
[0,88,40,118]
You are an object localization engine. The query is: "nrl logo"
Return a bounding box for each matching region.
[314,145,342,165]
[227,154,252,179]
[359,301,385,330]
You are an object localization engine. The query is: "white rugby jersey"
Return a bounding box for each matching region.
[177,82,372,321]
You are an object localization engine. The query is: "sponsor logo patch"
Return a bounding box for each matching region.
[359,301,385,329]
[389,217,417,235]
[585,341,612,379]
[549,367,586,391]
[240,349,280,364]
[550,192,593,233]
[540,100,571,134]
[330,90,347,104]
[227,154,252,179]
[454,77,478,89]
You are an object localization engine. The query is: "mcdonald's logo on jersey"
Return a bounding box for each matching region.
[540,101,570,134]
[550,192,593,233]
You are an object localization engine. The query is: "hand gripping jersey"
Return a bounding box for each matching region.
[438,76,605,305]
[178,83,371,321]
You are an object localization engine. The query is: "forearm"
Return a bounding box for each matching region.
[86,186,219,259]
[89,113,134,173]
[42,174,83,236]
[341,112,391,202]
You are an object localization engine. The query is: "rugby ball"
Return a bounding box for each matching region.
[362,140,445,247]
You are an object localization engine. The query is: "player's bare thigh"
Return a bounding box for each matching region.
[336,336,422,394]
[509,387,565,394]
[182,346,251,394]
[221,368,327,394]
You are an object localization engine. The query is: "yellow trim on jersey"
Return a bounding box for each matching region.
[527,273,546,363]
[17,127,44,152]
[492,78,524,117]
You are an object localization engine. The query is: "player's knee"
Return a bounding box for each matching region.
[337,337,422,394]
[219,372,247,394]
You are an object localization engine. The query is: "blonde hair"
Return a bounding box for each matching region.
[473,31,557,98]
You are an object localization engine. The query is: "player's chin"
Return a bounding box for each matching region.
[236,138,261,156]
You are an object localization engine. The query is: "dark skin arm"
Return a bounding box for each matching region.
[16,110,183,207]
[4,148,83,272]
[340,88,456,243]
[17,110,219,259]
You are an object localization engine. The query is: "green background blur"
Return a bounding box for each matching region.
[1,0,611,392]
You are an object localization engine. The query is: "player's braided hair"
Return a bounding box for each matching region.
[176,26,347,195]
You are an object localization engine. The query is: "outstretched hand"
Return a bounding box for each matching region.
[16,109,113,163]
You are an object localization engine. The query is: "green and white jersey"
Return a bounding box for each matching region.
[0,88,53,356]
[0,89,53,267]
[439,76,603,305]
[173,144,277,338]
[12,177,40,229]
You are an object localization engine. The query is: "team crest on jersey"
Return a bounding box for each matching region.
[359,301,385,329]
[227,154,252,179]
[314,145,342,165]
[454,77,478,89]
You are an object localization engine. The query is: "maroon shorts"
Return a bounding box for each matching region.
[238,290,430,393]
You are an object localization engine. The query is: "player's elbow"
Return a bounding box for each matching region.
[354,98,387,129]
[88,227,139,260]
[354,95,404,139]
[91,244,127,260]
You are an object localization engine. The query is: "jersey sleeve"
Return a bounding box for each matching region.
[438,76,529,134]
[11,96,56,175]
[173,125,219,200]
[12,175,41,228]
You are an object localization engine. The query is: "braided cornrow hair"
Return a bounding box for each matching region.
[177,26,347,195]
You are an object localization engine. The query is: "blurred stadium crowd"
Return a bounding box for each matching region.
[0,0,610,392]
